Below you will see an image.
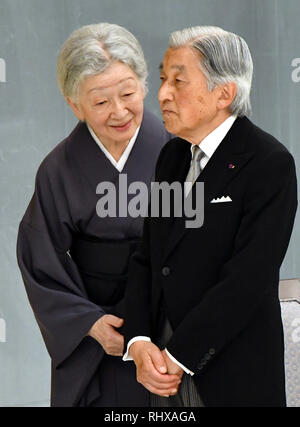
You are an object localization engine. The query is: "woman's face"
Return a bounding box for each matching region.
[67,61,145,147]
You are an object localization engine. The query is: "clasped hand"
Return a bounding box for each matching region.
[129,341,184,397]
[88,317,184,397]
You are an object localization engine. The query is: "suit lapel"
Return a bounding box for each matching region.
[162,117,255,262]
[153,138,191,243]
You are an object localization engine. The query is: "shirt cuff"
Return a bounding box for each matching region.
[122,336,151,361]
[165,348,194,376]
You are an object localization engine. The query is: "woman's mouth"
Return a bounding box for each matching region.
[111,119,132,132]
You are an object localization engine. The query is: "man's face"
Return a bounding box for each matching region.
[158,47,221,142]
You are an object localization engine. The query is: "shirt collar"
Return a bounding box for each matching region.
[191,115,237,159]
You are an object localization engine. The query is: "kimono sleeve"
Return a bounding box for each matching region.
[16,157,104,368]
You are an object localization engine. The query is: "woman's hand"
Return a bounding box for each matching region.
[88,314,124,356]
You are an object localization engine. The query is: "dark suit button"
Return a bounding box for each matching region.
[198,359,207,370]
[162,266,171,276]
[209,348,216,356]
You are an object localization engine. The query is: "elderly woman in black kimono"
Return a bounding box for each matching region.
[17,23,170,407]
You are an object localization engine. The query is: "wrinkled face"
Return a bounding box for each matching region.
[158,47,221,142]
[68,61,145,146]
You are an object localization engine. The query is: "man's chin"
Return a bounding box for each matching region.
[162,120,178,135]
[162,120,190,140]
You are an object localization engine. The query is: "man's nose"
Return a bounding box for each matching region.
[158,82,173,103]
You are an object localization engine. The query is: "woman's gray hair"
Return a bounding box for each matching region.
[169,26,253,117]
[57,23,148,100]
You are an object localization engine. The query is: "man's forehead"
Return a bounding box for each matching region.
[160,47,197,72]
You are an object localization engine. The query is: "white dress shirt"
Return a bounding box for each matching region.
[87,123,140,172]
[123,115,237,375]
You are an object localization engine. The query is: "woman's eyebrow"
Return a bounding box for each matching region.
[88,77,136,93]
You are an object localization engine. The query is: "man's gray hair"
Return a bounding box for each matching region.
[169,26,253,117]
[57,23,148,100]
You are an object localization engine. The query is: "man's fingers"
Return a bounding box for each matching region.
[137,355,181,391]
[132,342,181,395]
[148,346,167,374]
[146,353,180,383]
[143,382,180,397]
[142,377,181,390]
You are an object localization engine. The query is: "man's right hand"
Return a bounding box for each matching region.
[88,314,124,356]
[129,341,182,397]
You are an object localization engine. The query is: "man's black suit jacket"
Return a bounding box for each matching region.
[121,116,298,407]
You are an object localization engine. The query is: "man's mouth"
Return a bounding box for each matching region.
[162,108,176,115]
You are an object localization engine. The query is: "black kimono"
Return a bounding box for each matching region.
[16,109,169,407]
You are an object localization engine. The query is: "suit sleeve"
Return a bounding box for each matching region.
[119,198,153,351]
[166,149,298,374]
[118,142,173,351]
[17,161,104,368]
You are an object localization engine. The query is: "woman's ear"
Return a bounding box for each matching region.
[217,82,237,111]
[66,96,84,121]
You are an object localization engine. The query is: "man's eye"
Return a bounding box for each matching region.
[123,93,134,97]
[96,101,107,105]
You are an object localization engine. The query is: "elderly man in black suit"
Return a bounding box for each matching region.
[120,26,298,407]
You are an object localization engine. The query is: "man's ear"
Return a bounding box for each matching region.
[66,96,84,121]
[216,82,237,111]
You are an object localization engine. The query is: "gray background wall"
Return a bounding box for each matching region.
[0,0,299,407]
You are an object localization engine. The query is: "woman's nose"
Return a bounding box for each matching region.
[110,99,128,119]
